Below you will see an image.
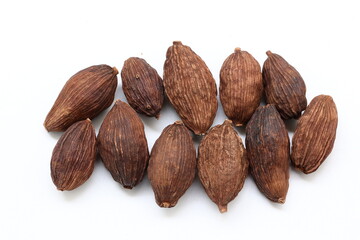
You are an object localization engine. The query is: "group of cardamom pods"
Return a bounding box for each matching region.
[45,41,338,213]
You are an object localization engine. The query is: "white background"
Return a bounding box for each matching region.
[1,0,359,239]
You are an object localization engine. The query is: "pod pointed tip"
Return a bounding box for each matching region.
[112,66,119,75]
[218,204,228,213]
[160,202,172,208]
[234,47,241,53]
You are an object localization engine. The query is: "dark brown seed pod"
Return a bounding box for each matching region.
[262,51,307,119]
[147,121,196,208]
[220,48,263,126]
[198,119,248,213]
[163,41,218,135]
[291,95,338,174]
[245,105,290,203]
[44,65,118,132]
[97,99,149,189]
[51,119,96,191]
[121,57,164,118]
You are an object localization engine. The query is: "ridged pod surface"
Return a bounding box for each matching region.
[245,105,290,203]
[44,65,118,131]
[220,48,263,126]
[147,121,196,208]
[263,51,307,119]
[97,100,149,189]
[198,120,248,213]
[291,95,338,174]
[163,41,218,135]
[121,57,164,118]
[51,119,96,191]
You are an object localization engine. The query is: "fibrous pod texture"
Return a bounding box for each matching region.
[245,105,290,203]
[291,95,338,174]
[198,119,248,213]
[163,41,218,135]
[147,121,196,208]
[121,57,164,118]
[97,100,149,189]
[262,51,307,119]
[220,48,263,126]
[44,65,118,131]
[51,119,96,191]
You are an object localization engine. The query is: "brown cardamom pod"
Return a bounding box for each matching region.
[163,41,218,135]
[147,121,196,208]
[245,105,290,203]
[51,119,96,191]
[291,95,338,174]
[198,119,248,213]
[97,99,149,189]
[220,48,263,126]
[44,64,118,132]
[262,51,307,119]
[121,57,164,118]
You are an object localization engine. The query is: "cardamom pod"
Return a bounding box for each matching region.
[291,95,338,173]
[163,41,218,135]
[51,119,96,191]
[245,105,290,203]
[220,48,263,126]
[44,64,118,132]
[262,51,307,119]
[147,121,196,208]
[121,57,164,118]
[198,119,248,213]
[97,99,149,189]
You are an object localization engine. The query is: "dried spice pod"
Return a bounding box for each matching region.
[262,51,307,119]
[163,41,218,135]
[148,121,196,208]
[97,99,149,189]
[220,48,263,126]
[44,65,118,132]
[198,119,248,213]
[51,119,96,191]
[291,95,338,174]
[245,105,290,203]
[121,57,164,118]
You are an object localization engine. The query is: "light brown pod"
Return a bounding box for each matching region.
[51,119,96,191]
[263,51,307,119]
[291,95,338,174]
[121,57,164,118]
[198,119,248,213]
[44,65,118,132]
[245,105,290,203]
[220,48,263,126]
[97,100,149,189]
[147,121,196,208]
[163,41,218,135]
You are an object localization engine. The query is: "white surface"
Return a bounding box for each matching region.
[1,0,359,239]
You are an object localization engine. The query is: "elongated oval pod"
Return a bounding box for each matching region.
[291,95,338,173]
[97,100,149,189]
[220,48,263,126]
[51,119,96,191]
[262,51,307,119]
[198,119,248,213]
[163,41,218,135]
[44,65,118,131]
[121,57,164,118]
[245,105,290,203]
[148,121,196,208]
